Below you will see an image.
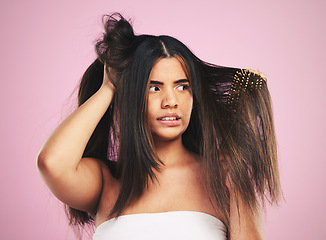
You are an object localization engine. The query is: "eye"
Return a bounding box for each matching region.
[149,86,160,92]
[176,84,190,91]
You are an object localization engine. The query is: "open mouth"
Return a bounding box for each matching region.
[157,117,181,121]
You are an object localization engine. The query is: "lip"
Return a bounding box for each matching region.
[157,113,181,120]
[157,113,181,127]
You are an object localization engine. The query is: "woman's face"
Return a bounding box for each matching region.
[147,57,193,142]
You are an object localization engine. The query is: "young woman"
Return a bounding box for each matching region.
[37,13,281,240]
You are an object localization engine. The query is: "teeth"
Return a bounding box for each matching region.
[161,117,177,121]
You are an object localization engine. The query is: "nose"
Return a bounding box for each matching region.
[161,90,178,109]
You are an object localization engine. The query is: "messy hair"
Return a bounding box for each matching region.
[66,13,281,231]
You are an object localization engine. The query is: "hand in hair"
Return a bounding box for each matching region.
[102,63,116,91]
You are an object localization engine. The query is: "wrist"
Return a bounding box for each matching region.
[99,83,115,94]
[95,84,115,105]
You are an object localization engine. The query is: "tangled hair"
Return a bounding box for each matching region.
[66,13,281,230]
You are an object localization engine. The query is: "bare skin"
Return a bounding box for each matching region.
[37,65,115,213]
[38,58,265,239]
[95,58,223,226]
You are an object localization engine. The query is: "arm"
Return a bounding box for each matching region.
[37,65,115,213]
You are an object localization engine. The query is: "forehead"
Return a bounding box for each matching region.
[149,57,187,81]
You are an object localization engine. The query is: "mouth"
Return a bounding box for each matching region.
[156,114,181,127]
[157,116,181,121]
[157,113,181,121]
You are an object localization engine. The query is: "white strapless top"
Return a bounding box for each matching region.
[93,211,226,240]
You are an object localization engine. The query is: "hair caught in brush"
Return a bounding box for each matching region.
[66,13,281,231]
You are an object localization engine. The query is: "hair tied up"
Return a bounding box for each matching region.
[95,13,137,86]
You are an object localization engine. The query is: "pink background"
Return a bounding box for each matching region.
[1,0,325,239]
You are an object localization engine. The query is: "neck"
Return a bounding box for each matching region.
[153,136,196,167]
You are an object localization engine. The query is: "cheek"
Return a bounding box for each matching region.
[183,96,193,114]
[147,98,158,120]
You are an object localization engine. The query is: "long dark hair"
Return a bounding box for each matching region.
[66,13,281,230]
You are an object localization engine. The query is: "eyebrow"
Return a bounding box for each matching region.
[149,79,189,85]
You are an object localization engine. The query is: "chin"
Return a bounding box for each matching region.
[155,136,180,142]
[152,131,184,142]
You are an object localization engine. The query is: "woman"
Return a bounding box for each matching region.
[37,13,281,239]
